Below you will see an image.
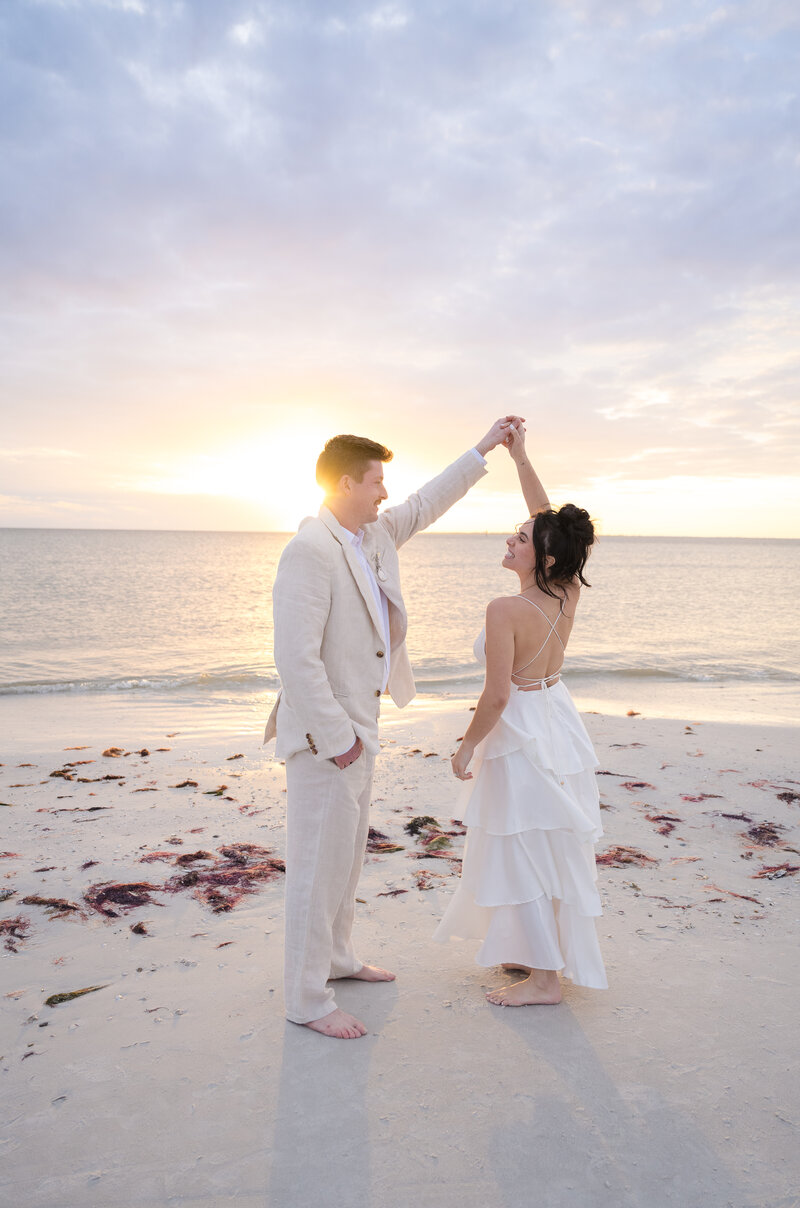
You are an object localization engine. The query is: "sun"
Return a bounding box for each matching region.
[137,425,332,530]
[136,421,509,531]
[225,430,328,529]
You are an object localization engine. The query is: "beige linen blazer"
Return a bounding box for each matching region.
[265,450,487,761]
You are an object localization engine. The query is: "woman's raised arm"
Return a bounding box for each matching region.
[506,424,549,516]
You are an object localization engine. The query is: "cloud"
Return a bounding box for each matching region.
[0,447,83,460]
[0,0,798,531]
[598,390,673,421]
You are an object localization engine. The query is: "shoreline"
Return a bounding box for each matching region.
[1,699,799,1206]
[1,668,797,760]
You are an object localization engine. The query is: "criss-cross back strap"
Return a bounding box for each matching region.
[512,595,565,678]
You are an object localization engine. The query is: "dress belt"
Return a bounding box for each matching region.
[512,673,560,692]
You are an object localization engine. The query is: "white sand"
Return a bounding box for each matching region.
[1,697,799,1208]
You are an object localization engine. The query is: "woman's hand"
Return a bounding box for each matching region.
[451,742,475,781]
[475,415,526,456]
[504,421,527,463]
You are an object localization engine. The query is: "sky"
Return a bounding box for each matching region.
[1,0,799,536]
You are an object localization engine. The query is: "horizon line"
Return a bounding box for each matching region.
[1,526,798,541]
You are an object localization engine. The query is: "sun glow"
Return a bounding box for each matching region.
[133,423,454,532]
[135,426,335,530]
[130,434,800,537]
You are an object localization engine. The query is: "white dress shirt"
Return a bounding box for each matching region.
[330,447,486,758]
[323,513,391,759]
[348,526,391,692]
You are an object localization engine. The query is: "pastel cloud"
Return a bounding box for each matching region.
[0,0,798,533]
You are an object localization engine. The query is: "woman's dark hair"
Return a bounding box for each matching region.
[531,504,595,599]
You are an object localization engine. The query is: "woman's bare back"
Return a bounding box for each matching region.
[507,581,580,686]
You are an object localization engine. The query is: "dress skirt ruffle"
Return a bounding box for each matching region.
[433,679,608,989]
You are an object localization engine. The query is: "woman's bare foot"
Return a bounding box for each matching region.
[486,970,562,1008]
[501,962,533,973]
[346,964,396,982]
[303,1008,368,1039]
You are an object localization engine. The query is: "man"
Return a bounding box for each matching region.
[266,417,523,1038]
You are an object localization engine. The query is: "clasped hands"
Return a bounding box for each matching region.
[475,415,526,458]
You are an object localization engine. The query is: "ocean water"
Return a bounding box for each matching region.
[1,529,798,735]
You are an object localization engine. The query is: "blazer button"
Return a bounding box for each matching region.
[374,689,381,697]
[376,650,385,658]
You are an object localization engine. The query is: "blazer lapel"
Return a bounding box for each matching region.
[318,508,386,640]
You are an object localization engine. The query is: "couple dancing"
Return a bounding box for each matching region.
[266,417,607,1039]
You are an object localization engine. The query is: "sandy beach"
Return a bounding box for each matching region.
[1,696,799,1208]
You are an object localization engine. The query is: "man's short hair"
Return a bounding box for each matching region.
[315,434,393,492]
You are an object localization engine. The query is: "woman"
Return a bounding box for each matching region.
[433,425,607,1005]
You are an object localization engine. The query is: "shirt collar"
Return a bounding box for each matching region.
[319,505,365,549]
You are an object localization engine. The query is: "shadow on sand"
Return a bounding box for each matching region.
[268,978,398,1208]
[487,995,757,1208]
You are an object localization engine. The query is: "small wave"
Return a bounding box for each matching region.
[415,662,800,690]
[0,670,281,697]
[1,659,798,697]
[568,663,800,684]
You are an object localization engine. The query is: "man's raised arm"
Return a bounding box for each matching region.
[379,415,524,548]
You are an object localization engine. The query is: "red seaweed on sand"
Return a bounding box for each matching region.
[644,813,682,836]
[1,915,31,952]
[366,827,405,853]
[218,842,276,864]
[703,882,761,904]
[414,870,446,891]
[164,843,285,912]
[744,822,788,847]
[403,816,457,852]
[403,815,440,836]
[21,896,83,919]
[596,845,658,868]
[752,863,800,880]
[84,881,165,918]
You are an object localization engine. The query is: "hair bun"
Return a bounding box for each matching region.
[556,503,594,539]
[532,503,595,595]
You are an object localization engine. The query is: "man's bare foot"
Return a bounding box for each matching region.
[486,971,562,1008]
[303,1008,368,1039]
[346,964,396,983]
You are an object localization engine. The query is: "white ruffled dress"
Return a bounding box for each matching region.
[433,632,607,989]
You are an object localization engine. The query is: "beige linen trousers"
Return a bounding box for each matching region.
[267,450,487,1023]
